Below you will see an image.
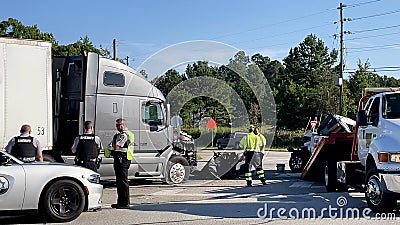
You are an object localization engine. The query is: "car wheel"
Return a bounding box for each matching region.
[217,142,223,150]
[365,168,397,212]
[165,155,190,184]
[289,153,304,173]
[42,180,85,222]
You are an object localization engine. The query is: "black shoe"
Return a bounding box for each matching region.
[111,204,130,209]
[246,181,252,187]
[261,180,267,185]
[116,205,130,209]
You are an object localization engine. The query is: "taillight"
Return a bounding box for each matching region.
[378,152,389,162]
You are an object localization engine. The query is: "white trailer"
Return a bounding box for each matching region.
[0,38,53,152]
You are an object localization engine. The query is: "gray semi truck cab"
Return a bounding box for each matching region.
[52,52,196,184]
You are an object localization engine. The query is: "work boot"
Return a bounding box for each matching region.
[246,181,252,187]
[261,179,267,185]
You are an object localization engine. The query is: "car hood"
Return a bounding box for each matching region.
[21,162,99,179]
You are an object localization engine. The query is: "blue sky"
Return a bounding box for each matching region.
[1,0,400,78]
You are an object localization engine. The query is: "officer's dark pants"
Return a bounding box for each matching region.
[76,161,97,172]
[113,155,131,206]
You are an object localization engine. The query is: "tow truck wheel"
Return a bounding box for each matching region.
[365,168,397,212]
[325,160,338,192]
[166,156,190,184]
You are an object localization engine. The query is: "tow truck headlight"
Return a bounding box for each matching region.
[378,152,389,162]
[87,174,100,184]
[390,153,400,163]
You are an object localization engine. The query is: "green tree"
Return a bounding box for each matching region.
[0,18,106,57]
[278,34,338,129]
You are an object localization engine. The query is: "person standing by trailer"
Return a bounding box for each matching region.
[5,124,43,162]
[71,121,103,172]
[105,118,134,209]
[240,125,267,186]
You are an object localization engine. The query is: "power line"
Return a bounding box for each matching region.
[346,0,382,8]
[347,43,400,50]
[351,9,400,21]
[352,24,400,34]
[346,31,400,41]
[210,8,337,40]
[229,23,332,45]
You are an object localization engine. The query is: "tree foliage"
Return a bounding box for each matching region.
[0,18,104,57]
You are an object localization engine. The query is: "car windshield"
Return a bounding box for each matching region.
[383,93,400,119]
[236,133,246,139]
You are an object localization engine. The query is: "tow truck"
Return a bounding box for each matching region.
[301,88,400,212]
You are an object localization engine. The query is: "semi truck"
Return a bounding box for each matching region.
[0,37,196,184]
[301,87,400,212]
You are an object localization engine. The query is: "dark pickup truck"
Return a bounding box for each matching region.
[216,132,247,149]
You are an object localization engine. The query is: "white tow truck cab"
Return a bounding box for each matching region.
[0,37,196,184]
[301,87,400,212]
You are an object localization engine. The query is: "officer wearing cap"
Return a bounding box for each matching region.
[71,121,103,172]
[240,125,267,186]
[5,124,43,163]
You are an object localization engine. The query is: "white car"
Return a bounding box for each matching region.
[0,151,103,222]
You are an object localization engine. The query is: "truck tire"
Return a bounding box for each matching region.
[41,180,85,222]
[289,152,304,173]
[165,155,190,184]
[365,168,397,212]
[325,160,347,192]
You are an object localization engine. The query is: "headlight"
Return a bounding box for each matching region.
[87,174,100,184]
[390,153,400,163]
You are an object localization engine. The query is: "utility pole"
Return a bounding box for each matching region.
[125,56,129,66]
[338,2,345,115]
[113,39,117,60]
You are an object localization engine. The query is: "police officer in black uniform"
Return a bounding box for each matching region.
[107,118,134,209]
[5,124,43,162]
[71,121,103,172]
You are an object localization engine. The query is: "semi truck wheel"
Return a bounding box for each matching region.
[166,156,190,184]
[365,168,397,212]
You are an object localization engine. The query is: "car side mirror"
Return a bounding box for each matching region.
[357,110,368,127]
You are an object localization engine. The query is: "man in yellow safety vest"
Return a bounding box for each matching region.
[240,125,267,186]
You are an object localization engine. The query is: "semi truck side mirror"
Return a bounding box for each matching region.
[357,110,368,127]
[148,121,159,132]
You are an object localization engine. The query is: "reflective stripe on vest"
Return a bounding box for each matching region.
[107,130,135,160]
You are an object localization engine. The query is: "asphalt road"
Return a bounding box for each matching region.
[2,151,400,224]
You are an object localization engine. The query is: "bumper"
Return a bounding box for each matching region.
[380,173,400,193]
[86,182,103,210]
